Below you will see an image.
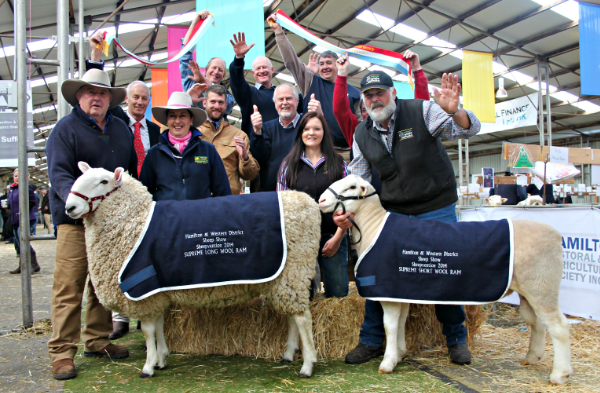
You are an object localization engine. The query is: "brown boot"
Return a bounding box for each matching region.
[109,321,129,340]
[52,358,77,380]
[9,265,21,274]
[31,250,40,273]
[84,343,129,359]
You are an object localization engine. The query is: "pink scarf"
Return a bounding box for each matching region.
[168,131,192,153]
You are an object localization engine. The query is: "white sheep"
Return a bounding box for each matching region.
[319,175,573,385]
[485,195,507,206]
[517,195,545,206]
[65,163,321,379]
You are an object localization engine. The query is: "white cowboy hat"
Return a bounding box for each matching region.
[151,91,207,128]
[61,69,126,109]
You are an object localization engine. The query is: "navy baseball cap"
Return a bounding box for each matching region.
[360,71,394,93]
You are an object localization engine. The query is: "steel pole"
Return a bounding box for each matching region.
[57,0,70,120]
[537,61,544,147]
[545,65,552,146]
[16,0,33,328]
[78,0,84,76]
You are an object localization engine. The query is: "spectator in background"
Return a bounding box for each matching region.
[140,91,231,201]
[7,169,40,274]
[46,68,136,380]
[40,186,52,234]
[31,185,39,235]
[181,10,234,116]
[1,185,13,243]
[277,112,349,298]
[526,182,555,204]
[195,85,259,195]
[268,13,361,162]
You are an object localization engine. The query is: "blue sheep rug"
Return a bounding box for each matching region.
[118,192,287,301]
[354,213,514,304]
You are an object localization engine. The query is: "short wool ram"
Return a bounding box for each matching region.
[65,163,321,379]
[319,175,573,385]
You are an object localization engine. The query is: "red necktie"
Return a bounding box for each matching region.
[133,122,145,176]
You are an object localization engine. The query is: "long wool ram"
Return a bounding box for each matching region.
[65,163,321,379]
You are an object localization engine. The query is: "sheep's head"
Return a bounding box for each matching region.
[485,195,507,207]
[318,174,377,214]
[65,162,124,219]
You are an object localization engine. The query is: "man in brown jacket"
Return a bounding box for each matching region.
[197,84,259,194]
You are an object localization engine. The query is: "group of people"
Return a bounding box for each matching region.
[41,9,482,381]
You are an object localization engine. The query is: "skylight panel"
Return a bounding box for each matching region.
[390,23,427,41]
[448,49,464,60]
[422,36,456,51]
[276,73,296,83]
[33,105,55,114]
[393,73,411,82]
[503,70,534,85]
[263,0,275,7]
[550,89,580,102]
[526,82,558,93]
[571,101,600,113]
[530,0,579,21]
[31,75,58,88]
[368,65,397,77]
[356,10,395,30]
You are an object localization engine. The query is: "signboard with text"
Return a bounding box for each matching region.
[0,80,35,167]
[479,93,538,135]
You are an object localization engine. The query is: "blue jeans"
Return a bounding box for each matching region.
[13,219,36,255]
[317,235,349,298]
[359,203,467,347]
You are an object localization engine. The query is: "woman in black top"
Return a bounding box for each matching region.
[277,112,349,298]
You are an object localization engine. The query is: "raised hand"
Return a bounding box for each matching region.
[187,60,207,84]
[306,53,319,74]
[403,49,422,72]
[306,93,323,116]
[251,105,263,135]
[196,9,210,20]
[234,136,249,161]
[433,73,461,115]
[267,13,282,34]
[336,53,350,77]
[187,83,208,104]
[230,32,256,59]
[89,31,105,62]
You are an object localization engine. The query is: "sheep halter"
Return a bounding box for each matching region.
[326,186,377,245]
[70,186,121,213]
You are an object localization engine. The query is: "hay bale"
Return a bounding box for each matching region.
[164,285,488,359]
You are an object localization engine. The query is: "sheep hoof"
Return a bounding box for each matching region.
[297,372,311,378]
[139,372,152,379]
[280,358,293,364]
[154,365,168,370]
[521,360,530,366]
[378,368,393,374]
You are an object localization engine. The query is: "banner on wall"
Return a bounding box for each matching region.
[459,207,600,321]
[479,93,538,135]
[462,50,495,123]
[0,81,35,167]
[580,2,600,96]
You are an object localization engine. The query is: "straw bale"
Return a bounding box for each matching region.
[165,285,487,359]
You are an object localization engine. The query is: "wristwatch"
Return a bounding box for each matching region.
[446,107,461,116]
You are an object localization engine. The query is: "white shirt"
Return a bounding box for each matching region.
[125,110,151,152]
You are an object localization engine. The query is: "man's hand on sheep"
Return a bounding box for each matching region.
[333,211,355,230]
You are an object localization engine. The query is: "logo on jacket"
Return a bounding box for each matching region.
[398,129,413,141]
[195,156,208,164]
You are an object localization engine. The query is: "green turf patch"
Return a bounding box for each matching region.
[64,330,460,393]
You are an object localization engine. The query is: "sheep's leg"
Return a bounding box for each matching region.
[282,315,300,363]
[379,301,402,374]
[292,309,317,378]
[140,318,158,378]
[155,314,169,370]
[519,295,546,365]
[396,303,410,359]
[521,294,573,385]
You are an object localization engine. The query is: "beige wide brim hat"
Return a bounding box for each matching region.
[61,69,127,109]
[151,91,207,128]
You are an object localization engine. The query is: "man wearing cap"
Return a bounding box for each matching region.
[46,68,138,380]
[39,186,51,234]
[334,71,481,366]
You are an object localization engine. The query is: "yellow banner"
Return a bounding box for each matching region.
[462,50,495,123]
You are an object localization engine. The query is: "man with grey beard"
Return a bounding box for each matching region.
[333,71,481,366]
[249,83,322,192]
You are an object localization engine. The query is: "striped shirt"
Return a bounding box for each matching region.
[277,152,349,191]
[349,101,481,182]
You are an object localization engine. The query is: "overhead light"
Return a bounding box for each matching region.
[496,77,508,99]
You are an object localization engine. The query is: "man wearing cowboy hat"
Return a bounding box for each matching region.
[46,68,138,380]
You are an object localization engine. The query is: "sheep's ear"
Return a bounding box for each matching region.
[484,198,489,203]
[502,198,508,203]
[360,186,366,197]
[78,162,91,173]
[114,167,124,185]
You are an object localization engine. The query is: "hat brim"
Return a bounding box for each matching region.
[152,106,207,128]
[61,79,127,110]
[360,85,391,94]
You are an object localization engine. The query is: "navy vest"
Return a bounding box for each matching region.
[355,99,457,215]
[304,74,360,149]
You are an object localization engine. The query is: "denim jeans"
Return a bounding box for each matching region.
[13,219,36,256]
[316,235,349,298]
[359,203,467,347]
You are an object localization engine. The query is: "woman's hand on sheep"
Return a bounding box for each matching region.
[333,211,354,230]
[322,236,342,257]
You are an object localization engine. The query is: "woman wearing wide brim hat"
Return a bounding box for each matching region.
[140,91,231,201]
[61,69,127,110]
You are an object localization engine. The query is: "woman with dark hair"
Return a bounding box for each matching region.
[277,112,349,298]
